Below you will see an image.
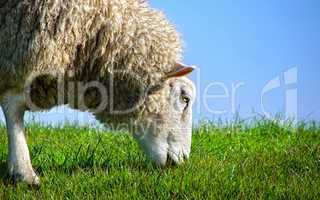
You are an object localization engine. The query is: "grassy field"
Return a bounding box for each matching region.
[0,119,319,199]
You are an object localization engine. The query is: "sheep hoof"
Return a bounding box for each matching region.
[9,171,40,187]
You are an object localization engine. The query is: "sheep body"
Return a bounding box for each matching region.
[0,0,182,112]
[0,1,196,185]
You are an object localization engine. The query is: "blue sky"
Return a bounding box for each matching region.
[0,0,319,125]
[150,0,320,121]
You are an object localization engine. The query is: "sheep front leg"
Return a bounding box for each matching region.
[1,94,40,186]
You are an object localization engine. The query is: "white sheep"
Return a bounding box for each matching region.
[0,0,196,186]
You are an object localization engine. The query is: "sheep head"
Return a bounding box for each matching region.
[133,63,196,166]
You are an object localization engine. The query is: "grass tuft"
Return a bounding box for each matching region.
[0,119,319,199]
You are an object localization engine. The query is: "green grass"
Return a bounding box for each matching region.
[0,119,319,199]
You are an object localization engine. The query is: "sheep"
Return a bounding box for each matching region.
[0,0,196,186]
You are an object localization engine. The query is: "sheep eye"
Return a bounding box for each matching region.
[181,95,190,108]
[180,89,190,110]
[182,96,189,104]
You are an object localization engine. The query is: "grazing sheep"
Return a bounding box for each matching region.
[0,0,196,186]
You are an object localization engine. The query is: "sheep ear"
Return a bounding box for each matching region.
[166,62,196,79]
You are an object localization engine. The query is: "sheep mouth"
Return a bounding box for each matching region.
[166,153,178,166]
[165,152,188,166]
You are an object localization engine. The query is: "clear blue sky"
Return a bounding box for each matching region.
[150,0,320,122]
[0,0,319,125]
